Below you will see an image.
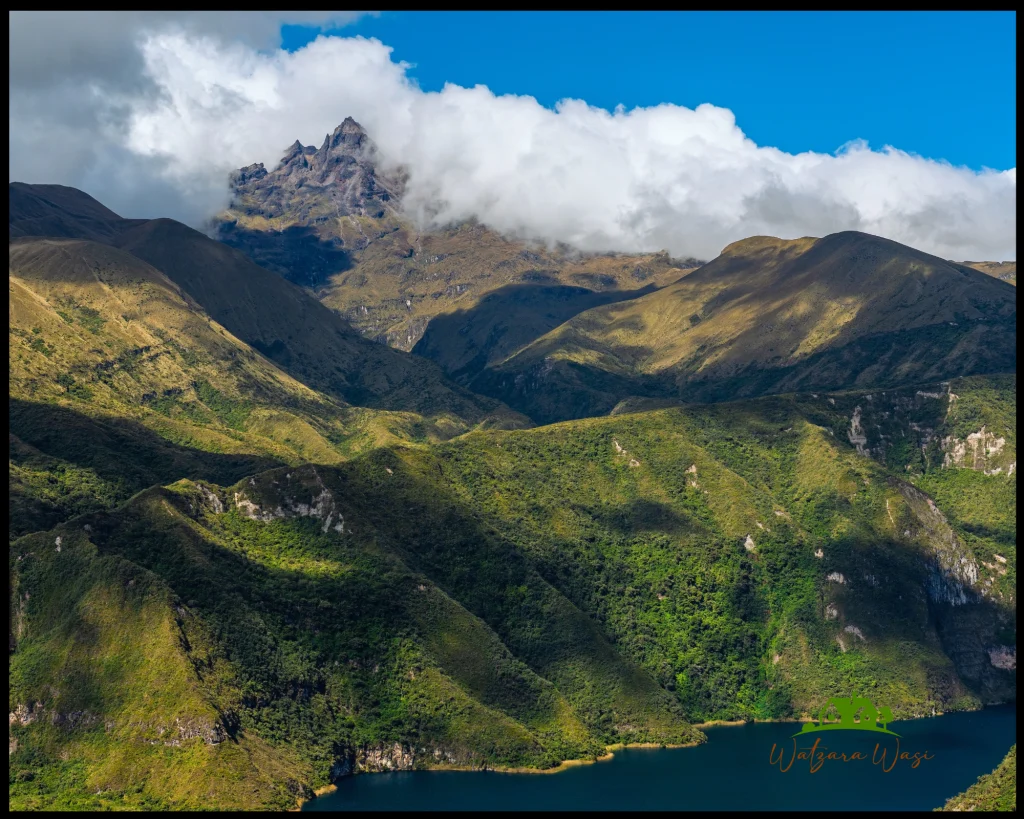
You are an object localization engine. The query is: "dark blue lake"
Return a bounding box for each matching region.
[304,705,1015,811]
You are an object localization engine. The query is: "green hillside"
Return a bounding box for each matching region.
[938,745,1016,811]
[10,376,1015,808]
[8,234,507,540]
[113,218,523,430]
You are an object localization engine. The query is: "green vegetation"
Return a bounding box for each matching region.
[938,745,1016,811]
[8,182,1016,811]
[11,384,1016,808]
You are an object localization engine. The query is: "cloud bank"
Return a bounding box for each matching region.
[9,15,1016,261]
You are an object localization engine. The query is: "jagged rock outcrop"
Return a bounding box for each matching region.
[170,716,226,746]
[988,645,1016,671]
[226,118,403,231]
[941,425,1014,475]
[218,118,405,287]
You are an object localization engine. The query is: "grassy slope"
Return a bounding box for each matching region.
[322,221,698,354]
[432,398,1011,721]
[607,375,1017,702]
[223,205,700,370]
[9,183,528,435]
[111,219,525,431]
[9,524,312,810]
[474,233,1016,423]
[8,236,472,539]
[10,377,1014,808]
[10,472,689,809]
[938,745,1016,811]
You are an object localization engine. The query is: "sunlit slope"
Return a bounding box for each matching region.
[939,745,1016,811]
[113,218,527,431]
[9,465,696,808]
[8,237,493,538]
[475,232,1016,422]
[961,260,1016,285]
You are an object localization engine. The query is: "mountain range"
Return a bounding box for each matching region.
[8,116,1017,811]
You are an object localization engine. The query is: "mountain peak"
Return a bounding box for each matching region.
[339,116,365,135]
[321,116,368,154]
[281,140,308,166]
[224,115,399,234]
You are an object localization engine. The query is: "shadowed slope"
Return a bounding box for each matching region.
[9,182,529,434]
[9,182,138,242]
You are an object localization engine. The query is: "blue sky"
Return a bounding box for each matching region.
[283,11,1016,171]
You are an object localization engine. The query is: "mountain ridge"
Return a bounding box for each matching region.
[469,229,1016,423]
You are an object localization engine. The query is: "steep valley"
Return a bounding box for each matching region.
[8,177,1016,811]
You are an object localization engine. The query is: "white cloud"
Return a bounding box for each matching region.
[9,20,1016,262]
[8,12,370,223]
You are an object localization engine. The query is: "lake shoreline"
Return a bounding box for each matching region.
[294,706,975,810]
[294,740,699,809]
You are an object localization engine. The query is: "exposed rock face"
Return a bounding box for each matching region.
[847,406,868,455]
[196,483,224,514]
[230,467,349,535]
[942,425,1012,474]
[230,118,403,226]
[988,645,1016,671]
[895,479,1015,703]
[896,482,979,605]
[843,624,867,642]
[172,716,226,745]
[9,703,41,727]
[329,743,476,781]
[832,381,1015,478]
[358,742,416,772]
[49,710,99,730]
